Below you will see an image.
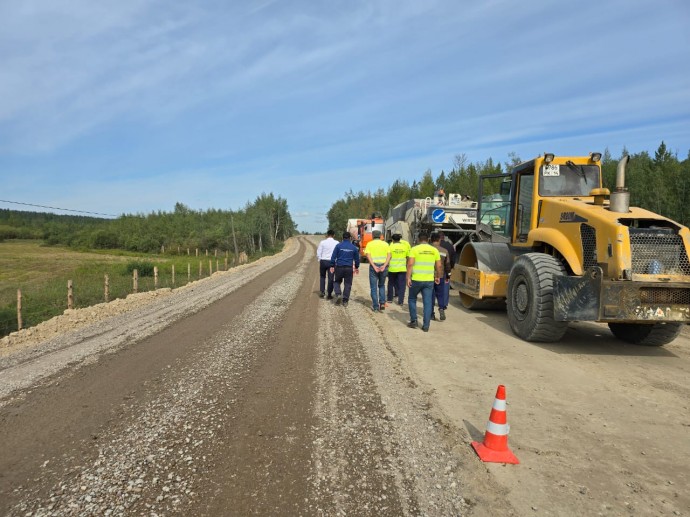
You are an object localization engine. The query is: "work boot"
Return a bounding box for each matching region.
[335,295,342,305]
[422,326,429,332]
[407,320,418,329]
[319,292,325,298]
[439,309,446,321]
[343,301,349,307]
[327,294,334,300]
[430,313,437,321]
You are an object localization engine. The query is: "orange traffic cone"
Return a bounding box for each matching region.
[471,385,519,464]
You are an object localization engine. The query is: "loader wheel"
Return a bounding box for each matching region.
[507,253,568,342]
[608,322,682,346]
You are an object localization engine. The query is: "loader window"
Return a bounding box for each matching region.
[516,174,534,241]
[539,164,601,196]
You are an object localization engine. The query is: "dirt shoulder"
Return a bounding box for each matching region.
[345,261,689,516]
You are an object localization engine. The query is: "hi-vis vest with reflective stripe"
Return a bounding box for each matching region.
[388,242,409,272]
[409,243,440,281]
[365,239,390,265]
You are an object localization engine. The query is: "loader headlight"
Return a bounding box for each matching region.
[590,152,602,162]
[544,153,555,163]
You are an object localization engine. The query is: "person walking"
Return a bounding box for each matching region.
[364,230,391,312]
[316,229,338,299]
[329,232,360,307]
[430,232,452,321]
[438,231,456,310]
[406,231,442,331]
[387,234,409,306]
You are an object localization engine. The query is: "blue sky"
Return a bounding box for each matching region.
[1,0,689,233]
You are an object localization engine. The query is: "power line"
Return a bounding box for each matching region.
[0,199,118,218]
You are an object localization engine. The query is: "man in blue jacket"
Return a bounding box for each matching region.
[329,232,360,307]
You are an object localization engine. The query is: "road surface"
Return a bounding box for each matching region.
[0,236,688,516]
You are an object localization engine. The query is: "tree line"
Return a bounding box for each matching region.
[327,143,690,232]
[0,193,297,254]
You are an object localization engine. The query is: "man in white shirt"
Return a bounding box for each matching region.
[316,229,339,298]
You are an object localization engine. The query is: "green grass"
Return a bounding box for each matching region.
[0,240,269,337]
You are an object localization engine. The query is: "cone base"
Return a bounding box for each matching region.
[471,441,519,464]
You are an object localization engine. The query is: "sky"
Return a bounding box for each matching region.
[1,0,689,233]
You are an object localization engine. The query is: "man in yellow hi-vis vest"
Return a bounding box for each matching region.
[406,231,442,331]
[364,230,391,312]
[386,233,409,305]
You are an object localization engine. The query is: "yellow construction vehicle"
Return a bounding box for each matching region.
[453,153,690,345]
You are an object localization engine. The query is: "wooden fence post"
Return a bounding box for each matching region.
[17,289,22,330]
[215,249,218,258]
[209,260,213,276]
[172,264,176,286]
[224,257,228,270]
[68,280,74,309]
[205,249,208,257]
[133,269,138,293]
[104,274,110,302]
[195,248,199,257]
[187,263,191,281]
[199,261,202,278]
[216,259,219,272]
[154,266,159,289]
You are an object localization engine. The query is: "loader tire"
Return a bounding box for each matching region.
[507,253,568,342]
[608,322,682,346]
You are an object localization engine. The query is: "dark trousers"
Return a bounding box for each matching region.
[387,271,406,304]
[408,281,434,328]
[433,280,446,311]
[369,265,388,309]
[319,259,334,295]
[333,266,354,301]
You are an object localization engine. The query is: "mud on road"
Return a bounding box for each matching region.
[0,236,688,516]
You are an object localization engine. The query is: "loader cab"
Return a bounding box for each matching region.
[477,174,513,238]
[509,154,603,245]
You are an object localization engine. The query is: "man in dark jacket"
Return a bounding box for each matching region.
[438,231,456,310]
[329,232,361,307]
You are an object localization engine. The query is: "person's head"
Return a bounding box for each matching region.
[430,232,441,244]
[418,231,429,242]
[342,231,351,240]
[392,233,401,242]
[327,229,335,237]
[438,231,446,241]
[372,230,382,240]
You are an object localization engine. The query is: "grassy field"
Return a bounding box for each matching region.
[0,240,245,337]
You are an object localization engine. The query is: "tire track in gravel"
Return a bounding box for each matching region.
[1,239,311,515]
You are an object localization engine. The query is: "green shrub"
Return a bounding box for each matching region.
[124,260,155,277]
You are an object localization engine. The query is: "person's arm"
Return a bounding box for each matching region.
[365,250,375,271]
[316,241,323,260]
[329,245,338,272]
[383,251,391,269]
[406,256,414,287]
[354,247,361,270]
[434,258,443,285]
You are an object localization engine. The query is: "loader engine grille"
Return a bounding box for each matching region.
[639,287,690,305]
[629,228,690,276]
[580,224,597,269]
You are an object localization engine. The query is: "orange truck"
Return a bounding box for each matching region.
[346,213,385,259]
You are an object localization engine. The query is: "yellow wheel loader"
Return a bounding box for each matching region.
[452,153,690,345]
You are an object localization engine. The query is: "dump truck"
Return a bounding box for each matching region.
[453,153,690,346]
[385,190,477,251]
[347,214,385,259]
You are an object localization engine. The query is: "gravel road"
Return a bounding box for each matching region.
[1,236,688,516]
